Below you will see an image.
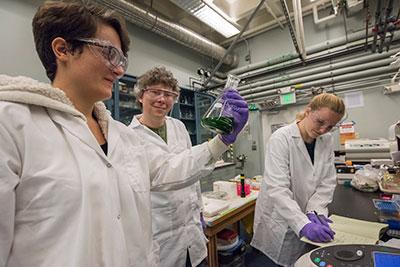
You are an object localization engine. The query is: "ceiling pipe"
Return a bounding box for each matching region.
[255,73,393,106]
[238,48,400,93]
[241,57,395,96]
[230,28,376,76]
[244,64,398,100]
[92,0,238,67]
[220,0,334,47]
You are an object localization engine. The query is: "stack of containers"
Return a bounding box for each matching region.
[373,196,400,229]
[217,229,246,267]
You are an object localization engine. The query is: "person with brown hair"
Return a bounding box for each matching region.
[0,1,248,266]
[130,66,211,267]
[251,93,346,267]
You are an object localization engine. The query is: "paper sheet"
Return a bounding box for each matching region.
[301,214,388,247]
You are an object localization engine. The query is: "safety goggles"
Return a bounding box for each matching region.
[75,38,128,74]
[310,111,341,132]
[144,88,179,101]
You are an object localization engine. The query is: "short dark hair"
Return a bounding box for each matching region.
[32,0,130,81]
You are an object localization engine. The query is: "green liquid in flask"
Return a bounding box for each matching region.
[201,116,233,135]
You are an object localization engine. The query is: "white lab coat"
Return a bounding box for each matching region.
[0,75,227,267]
[130,116,208,267]
[251,121,336,267]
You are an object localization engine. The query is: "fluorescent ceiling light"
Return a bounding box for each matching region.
[170,0,240,38]
[193,4,240,37]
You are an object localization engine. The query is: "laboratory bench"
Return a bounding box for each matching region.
[203,193,257,267]
[328,184,380,222]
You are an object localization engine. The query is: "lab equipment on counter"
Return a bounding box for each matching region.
[336,165,357,185]
[213,181,237,200]
[201,74,240,134]
[344,138,391,161]
[294,244,400,267]
[373,196,400,228]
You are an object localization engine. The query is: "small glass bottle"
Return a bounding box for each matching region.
[201,74,241,134]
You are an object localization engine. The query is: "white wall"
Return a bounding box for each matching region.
[0,0,209,85]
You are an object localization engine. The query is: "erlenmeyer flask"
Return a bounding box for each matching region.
[201,74,241,134]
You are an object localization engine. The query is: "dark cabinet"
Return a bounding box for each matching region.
[105,74,139,126]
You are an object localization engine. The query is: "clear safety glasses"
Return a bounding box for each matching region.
[75,38,128,75]
[310,112,341,132]
[144,88,179,102]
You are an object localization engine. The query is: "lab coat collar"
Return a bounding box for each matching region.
[129,114,172,129]
[289,121,327,168]
[0,74,115,156]
[129,114,171,148]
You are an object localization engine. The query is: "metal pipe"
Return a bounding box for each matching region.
[202,0,267,88]
[253,72,394,105]
[237,38,369,80]
[264,2,284,30]
[238,49,400,93]
[219,0,334,46]
[92,0,238,67]
[230,28,375,75]
[244,64,397,100]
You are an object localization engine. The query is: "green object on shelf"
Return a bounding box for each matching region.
[201,116,233,135]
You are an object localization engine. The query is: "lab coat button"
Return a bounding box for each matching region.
[117,214,121,220]
[106,163,112,168]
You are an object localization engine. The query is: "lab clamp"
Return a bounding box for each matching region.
[236,154,247,170]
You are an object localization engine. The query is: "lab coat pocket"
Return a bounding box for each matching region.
[152,205,174,245]
[122,146,149,192]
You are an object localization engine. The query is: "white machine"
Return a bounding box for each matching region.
[344,139,391,161]
[295,244,400,267]
[389,121,400,164]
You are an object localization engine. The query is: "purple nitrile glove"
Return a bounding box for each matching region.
[200,213,206,230]
[219,89,249,145]
[300,222,336,243]
[306,213,333,227]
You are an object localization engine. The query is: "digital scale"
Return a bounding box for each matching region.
[294,244,400,267]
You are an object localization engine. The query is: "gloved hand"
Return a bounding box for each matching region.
[300,222,335,243]
[307,213,333,227]
[200,213,207,230]
[219,89,249,145]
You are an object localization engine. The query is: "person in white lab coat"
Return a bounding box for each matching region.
[129,66,248,267]
[251,93,345,267]
[0,1,248,266]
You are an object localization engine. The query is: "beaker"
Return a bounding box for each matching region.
[201,74,241,134]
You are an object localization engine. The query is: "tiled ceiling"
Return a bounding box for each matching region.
[129,0,318,45]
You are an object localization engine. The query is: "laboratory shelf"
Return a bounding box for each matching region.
[106,74,216,145]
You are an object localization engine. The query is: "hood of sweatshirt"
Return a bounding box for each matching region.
[0,74,110,137]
